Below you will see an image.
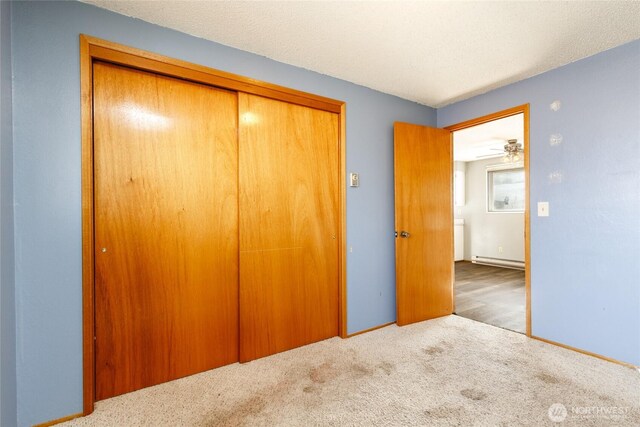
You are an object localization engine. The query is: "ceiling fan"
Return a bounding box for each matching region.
[475,139,523,161]
[475,145,504,159]
[502,139,524,162]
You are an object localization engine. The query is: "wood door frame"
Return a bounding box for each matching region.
[444,104,531,337]
[80,34,348,415]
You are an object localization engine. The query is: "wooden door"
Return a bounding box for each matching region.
[93,62,239,399]
[238,93,339,361]
[394,122,453,326]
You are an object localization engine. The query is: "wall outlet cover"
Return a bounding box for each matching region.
[538,201,549,217]
[349,172,359,187]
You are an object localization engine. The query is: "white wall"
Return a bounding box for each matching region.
[458,157,524,262]
[453,161,465,207]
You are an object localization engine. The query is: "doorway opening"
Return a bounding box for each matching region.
[446,107,530,335]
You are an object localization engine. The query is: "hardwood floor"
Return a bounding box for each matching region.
[454,261,525,334]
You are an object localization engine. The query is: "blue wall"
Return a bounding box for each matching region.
[10,1,435,425]
[1,1,17,426]
[439,40,640,367]
[8,1,640,425]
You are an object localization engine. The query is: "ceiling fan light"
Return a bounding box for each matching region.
[502,139,523,163]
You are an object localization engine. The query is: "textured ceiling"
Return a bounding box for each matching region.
[83,1,640,107]
[453,114,524,162]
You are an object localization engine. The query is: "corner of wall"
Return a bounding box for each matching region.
[1,0,17,425]
[434,39,640,366]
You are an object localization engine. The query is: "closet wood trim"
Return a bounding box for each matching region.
[80,34,348,416]
[83,35,343,113]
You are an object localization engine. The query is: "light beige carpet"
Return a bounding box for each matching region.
[63,315,640,426]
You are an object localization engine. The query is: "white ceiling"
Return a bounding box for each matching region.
[83,1,640,108]
[453,114,524,162]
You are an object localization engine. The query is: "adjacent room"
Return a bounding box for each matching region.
[0,1,639,426]
[453,114,527,334]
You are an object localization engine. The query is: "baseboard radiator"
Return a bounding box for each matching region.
[472,256,525,270]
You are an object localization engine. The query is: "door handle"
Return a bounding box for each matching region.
[400,231,411,238]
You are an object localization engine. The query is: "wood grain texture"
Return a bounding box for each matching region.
[394,122,453,326]
[346,321,395,338]
[79,35,95,415]
[84,35,342,113]
[443,104,529,132]
[238,93,339,361]
[531,336,638,369]
[339,103,348,338]
[33,413,83,427]
[93,62,239,399]
[454,262,525,333]
[444,104,531,337]
[82,35,347,411]
[523,105,531,337]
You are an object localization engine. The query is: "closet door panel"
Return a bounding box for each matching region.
[239,93,339,361]
[93,62,239,399]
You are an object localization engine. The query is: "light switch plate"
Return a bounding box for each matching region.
[349,172,359,187]
[538,202,549,217]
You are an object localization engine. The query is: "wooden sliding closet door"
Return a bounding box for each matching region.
[238,93,339,361]
[93,62,239,400]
